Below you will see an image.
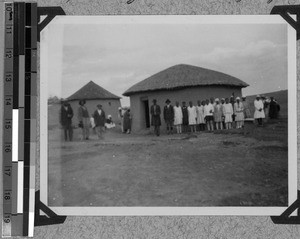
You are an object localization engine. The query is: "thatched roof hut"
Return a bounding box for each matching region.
[123,64,249,133]
[67,81,121,124]
[123,64,248,96]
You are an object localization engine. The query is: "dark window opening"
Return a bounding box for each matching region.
[142,99,150,128]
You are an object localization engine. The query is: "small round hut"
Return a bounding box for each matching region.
[67,81,121,123]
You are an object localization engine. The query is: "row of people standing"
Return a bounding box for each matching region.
[150,95,268,136]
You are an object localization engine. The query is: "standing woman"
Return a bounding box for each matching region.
[254,95,265,126]
[213,98,223,130]
[234,97,244,129]
[187,101,197,133]
[196,100,205,131]
[182,101,189,133]
[93,104,106,139]
[223,98,233,129]
[173,101,183,134]
[123,108,132,134]
[78,99,90,140]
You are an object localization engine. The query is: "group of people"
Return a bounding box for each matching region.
[149,95,280,136]
[59,100,115,141]
[59,95,280,140]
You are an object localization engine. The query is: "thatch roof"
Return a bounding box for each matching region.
[67,81,120,101]
[123,64,249,96]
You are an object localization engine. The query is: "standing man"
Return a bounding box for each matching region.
[242,96,251,119]
[60,100,73,141]
[182,101,189,133]
[254,95,265,126]
[163,99,174,134]
[93,104,106,139]
[78,99,90,140]
[269,97,279,119]
[150,99,161,136]
[204,99,214,131]
[230,95,236,129]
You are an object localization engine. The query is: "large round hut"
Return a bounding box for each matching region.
[67,81,121,123]
[123,64,249,132]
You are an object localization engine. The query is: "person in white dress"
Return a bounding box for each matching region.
[204,99,214,131]
[223,98,233,129]
[173,101,183,134]
[188,101,197,133]
[196,100,206,131]
[254,95,265,126]
[214,98,223,130]
[234,97,244,129]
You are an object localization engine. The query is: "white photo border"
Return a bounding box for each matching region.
[40,15,297,216]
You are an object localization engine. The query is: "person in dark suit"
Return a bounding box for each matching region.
[163,99,174,134]
[59,100,73,141]
[182,101,189,133]
[150,99,161,136]
[93,104,106,139]
[269,97,280,119]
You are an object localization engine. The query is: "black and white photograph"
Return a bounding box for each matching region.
[40,15,297,215]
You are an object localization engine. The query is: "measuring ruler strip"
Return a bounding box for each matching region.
[23,3,36,236]
[3,2,14,237]
[27,2,37,237]
[11,2,25,236]
[29,2,37,236]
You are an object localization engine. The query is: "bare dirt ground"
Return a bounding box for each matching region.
[48,117,288,207]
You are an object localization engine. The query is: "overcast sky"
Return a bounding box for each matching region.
[43,16,289,106]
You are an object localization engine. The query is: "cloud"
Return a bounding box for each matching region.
[202,40,278,62]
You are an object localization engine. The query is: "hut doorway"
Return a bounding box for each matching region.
[142,99,150,128]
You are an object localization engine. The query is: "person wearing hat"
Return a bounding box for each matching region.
[78,99,90,140]
[163,99,174,134]
[59,100,74,141]
[93,104,106,139]
[254,95,265,126]
[105,114,116,129]
[242,96,251,119]
[150,99,161,136]
[213,98,223,130]
[269,97,280,119]
[234,97,244,129]
[181,101,189,133]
